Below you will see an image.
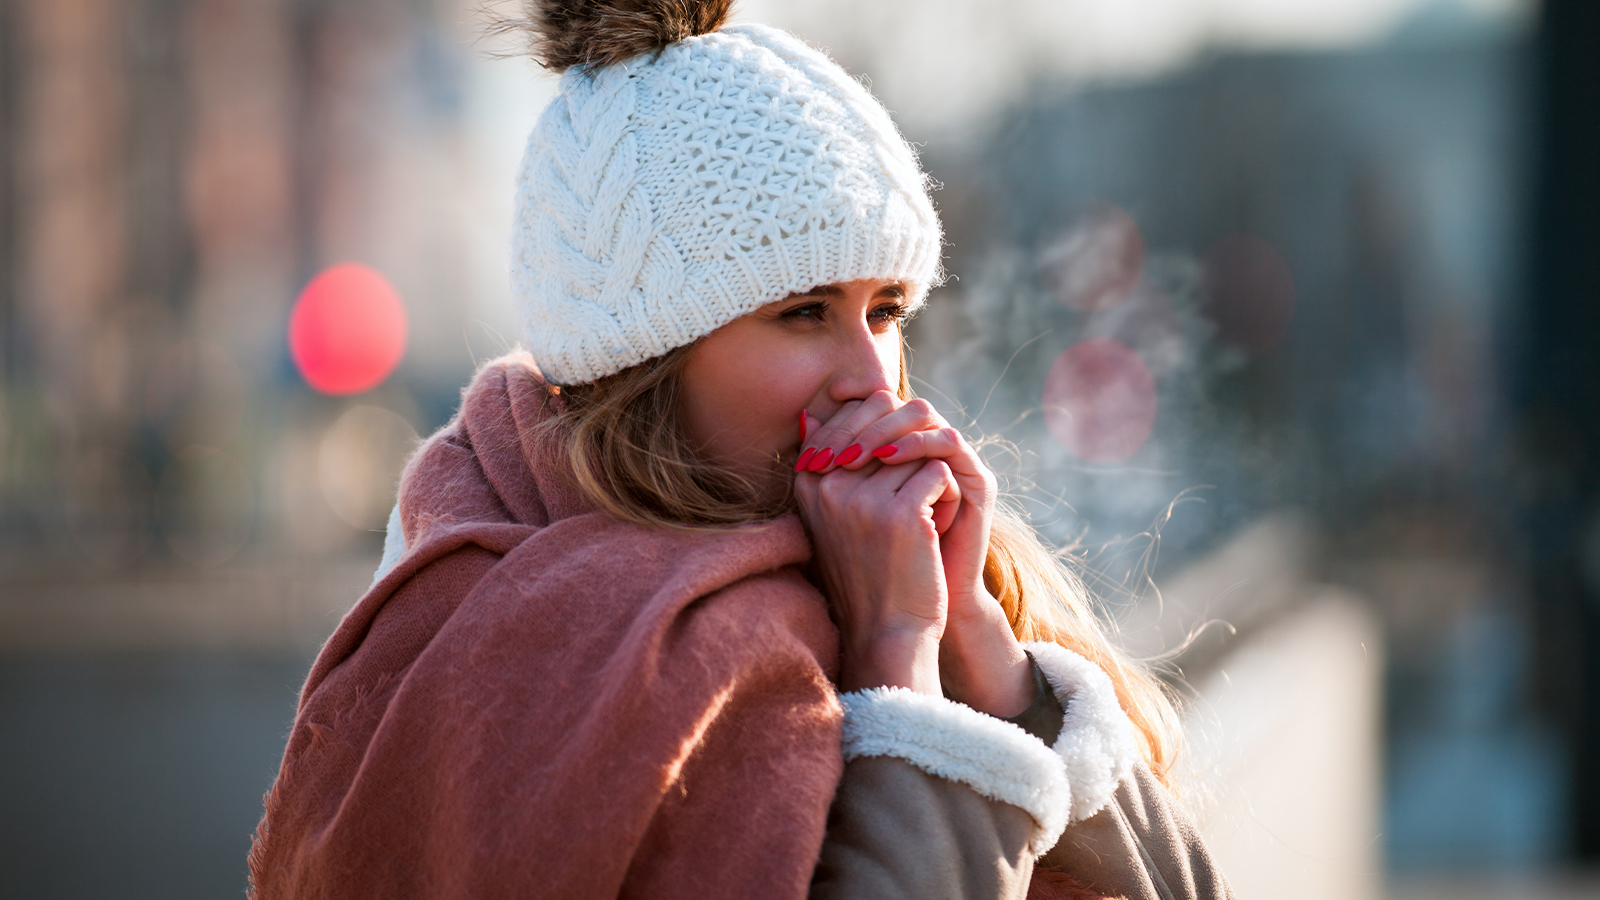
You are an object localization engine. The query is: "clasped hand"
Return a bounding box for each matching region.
[794,393,1034,718]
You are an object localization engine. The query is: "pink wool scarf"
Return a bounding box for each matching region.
[249,353,845,899]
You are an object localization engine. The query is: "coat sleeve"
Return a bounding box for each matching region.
[811,644,1235,900]
[1038,763,1235,900]
[808,683,1068,900]
[1024,642,1235,900]
[811,755,1042,900]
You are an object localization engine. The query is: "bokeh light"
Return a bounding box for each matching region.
[317,404,418,531]
[1201,234,1297,355]
[1039,204,1145,312]
[288,263,408,395]
[1041,337,1158,463]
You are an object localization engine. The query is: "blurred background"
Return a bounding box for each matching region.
[1,0,1597,896]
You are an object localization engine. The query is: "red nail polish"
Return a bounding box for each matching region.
[795,448,816,471]
[871,444,899,458]
[808,448,834,471]
[835,444,862,466]
[799,409,808,442]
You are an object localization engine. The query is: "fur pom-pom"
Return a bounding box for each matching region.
[511,0,736,72]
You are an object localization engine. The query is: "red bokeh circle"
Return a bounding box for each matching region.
[289,263,408,395]
[1041,338,1157,463]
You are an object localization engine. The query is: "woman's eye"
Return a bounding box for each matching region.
[869,304,910,327]
[778,301,906,327]
[781,302,827,322]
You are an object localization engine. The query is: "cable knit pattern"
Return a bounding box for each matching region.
[839,687,1072,854]
[1024,642,1142,823]
[512,23,943,384]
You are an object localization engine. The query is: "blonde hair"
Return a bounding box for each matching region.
[536,344,1183,786]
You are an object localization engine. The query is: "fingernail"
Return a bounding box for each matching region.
[835,444,862,466]
[871,444,899,459]
[795,448,816,471]
[808,448,835,471]
[799,409,808,442]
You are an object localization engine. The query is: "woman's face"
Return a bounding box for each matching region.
[679,278,910,503]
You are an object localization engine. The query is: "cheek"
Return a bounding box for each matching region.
[681,334,819,465]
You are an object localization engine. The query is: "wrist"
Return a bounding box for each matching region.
[938,588,1034,718]
[841,623,943,697]
[942,644,1033,718]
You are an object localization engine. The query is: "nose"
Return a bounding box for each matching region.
[825,318,899,405]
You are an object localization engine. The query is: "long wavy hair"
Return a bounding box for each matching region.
[534,341,1183,786]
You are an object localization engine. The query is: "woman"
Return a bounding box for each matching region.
[250,2,1232,898]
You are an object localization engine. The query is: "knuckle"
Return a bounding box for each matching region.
[817,478,849,504]
[894,497,930,523]
[906,398,935,418]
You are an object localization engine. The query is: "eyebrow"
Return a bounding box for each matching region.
[789,285,844,299]
[787,282,908,300]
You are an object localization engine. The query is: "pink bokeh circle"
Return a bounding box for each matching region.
[289,263,408,396]
[1042,338,1157,463]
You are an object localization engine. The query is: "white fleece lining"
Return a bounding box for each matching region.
[839,687,1070,853]
[1024,641,1141,823]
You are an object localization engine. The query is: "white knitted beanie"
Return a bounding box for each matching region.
[510,1,943,385]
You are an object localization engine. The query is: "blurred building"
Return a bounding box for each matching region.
[906,23,1559,876]
[0,2,517,889]
[0,0,526,576]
